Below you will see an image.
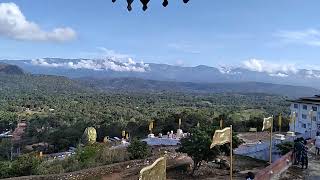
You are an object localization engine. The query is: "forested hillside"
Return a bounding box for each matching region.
[79,77,320,97]
[0,73,292,153]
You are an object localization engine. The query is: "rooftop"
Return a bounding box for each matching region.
[289,95,320,105]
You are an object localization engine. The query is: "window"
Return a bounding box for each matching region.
[303,105,308,110]
[312,106,318,111]
[294,104,298,108]
[302,123,307,128]
[302,114,307,119]
[312,116,317,121]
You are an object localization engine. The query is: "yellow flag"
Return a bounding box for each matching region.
[290,112,296,124]
[139,157,166,180]
[220,119,223,129]
[210,127,231,148]
[262,116,273,131]
[149,121,154,131]
[122,130,126,137]
[278,113,282,128]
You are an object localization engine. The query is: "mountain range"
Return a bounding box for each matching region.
[0,60,319,97]
[1,58,320,89]
[1,58,320,97]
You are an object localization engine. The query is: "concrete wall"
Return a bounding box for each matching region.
[255,151,292,180]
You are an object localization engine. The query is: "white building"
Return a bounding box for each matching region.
[289,95,320,138]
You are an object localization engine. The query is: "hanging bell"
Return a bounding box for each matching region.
[162,0,168,7]
[140,0,150,11]
[127,0,134,11]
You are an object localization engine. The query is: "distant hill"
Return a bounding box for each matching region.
[0,74,91,94]
[2,59,320,89]
[79,77,320,97]
[0,63,24,75]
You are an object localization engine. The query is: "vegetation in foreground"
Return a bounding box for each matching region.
[0,73,291,178]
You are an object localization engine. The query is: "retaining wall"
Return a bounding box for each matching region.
[255,151,293,180]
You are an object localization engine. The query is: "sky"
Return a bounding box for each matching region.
[1,0,320,69]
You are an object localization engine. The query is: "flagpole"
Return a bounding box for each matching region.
[230,125,233,180]
[279,113,282,133]
[269,116,273,164]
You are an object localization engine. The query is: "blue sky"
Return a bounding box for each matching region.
[1,0,320,69]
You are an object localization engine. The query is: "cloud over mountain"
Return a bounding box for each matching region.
[242,59,297,75]
[0,2,76,42]
[30,58,149,72]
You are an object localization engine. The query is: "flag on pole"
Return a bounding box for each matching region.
[262,116,273,131]
[210,127,231,149]
[278,113,282,132]
[149,121,154,131]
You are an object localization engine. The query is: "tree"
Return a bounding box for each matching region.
[127,138,149,160]
[0,139,12,160]
[10,153,41,176]
[178,126,243,175]
[177,128,220,175]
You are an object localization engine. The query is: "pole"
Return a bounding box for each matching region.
[230,125,233,180]
[310,110,313,138]
[279,113,282,133]
[293,112,296,134]
[269,116,273,164]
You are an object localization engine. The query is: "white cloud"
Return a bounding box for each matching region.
[305,70,320,79]
[168,42,200,54]
[275,28,320,46]
[269,73,289,77]
[242,59,297,75]
[31,58,149,72]
[0,3,76,42]
[97,47,131,59]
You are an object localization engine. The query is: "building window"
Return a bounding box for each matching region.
[302,123,307,128]
[294,104,298,108]
[312,116,317,121]
[312,106,318,111]
[303,105,308,110]
[302,114,307,119]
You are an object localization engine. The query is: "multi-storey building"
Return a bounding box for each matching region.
[289,95,320,138]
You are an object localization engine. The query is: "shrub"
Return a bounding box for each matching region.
[0,161,11,179]
[127,138,149,160]
[99,146,129,164]
[276,141,294,155]
[36,160,65,175]
[10,153,42,177]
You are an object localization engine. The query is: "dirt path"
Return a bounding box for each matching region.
[278,145,320,180]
